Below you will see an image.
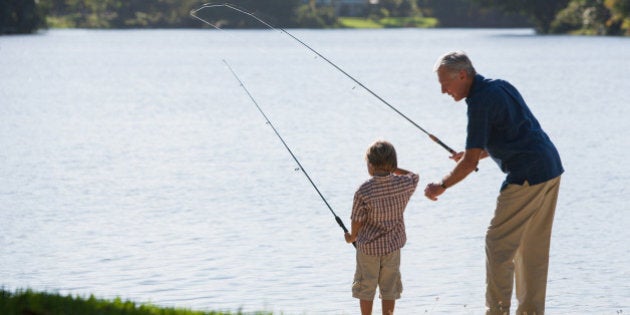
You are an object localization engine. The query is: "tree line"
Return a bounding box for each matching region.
[1,0,629,35]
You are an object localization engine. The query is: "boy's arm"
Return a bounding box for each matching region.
[344,220,363,244]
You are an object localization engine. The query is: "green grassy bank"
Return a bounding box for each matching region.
[44,16,438,29]
[338,16,438,28]
[0,289,273,315]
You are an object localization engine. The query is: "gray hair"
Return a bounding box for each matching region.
[433,51,476,76]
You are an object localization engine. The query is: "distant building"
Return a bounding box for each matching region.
[304,0,379,17]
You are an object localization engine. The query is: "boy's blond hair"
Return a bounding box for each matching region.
[366,140,397,171]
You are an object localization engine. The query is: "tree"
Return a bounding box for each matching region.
[377,0,422,17]
[190,0,303,28]
[549,0,630,35]
[473,0,571,33]
[294,2,338,28]
[113,0,199,28]
[417,0,532,28]
[605,0,630,34]
[551,0,611,34]
[0,0,43,34]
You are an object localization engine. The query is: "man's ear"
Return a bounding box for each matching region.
[459,69,467,80]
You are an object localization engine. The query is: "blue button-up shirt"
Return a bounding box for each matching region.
[465,74,563,190]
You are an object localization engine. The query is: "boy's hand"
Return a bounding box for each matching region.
[344,232,357,244]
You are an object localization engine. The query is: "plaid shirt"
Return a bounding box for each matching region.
[351,172,419,256]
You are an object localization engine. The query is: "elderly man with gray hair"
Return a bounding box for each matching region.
[424,51,564,315]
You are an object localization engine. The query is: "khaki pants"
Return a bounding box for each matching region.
[352,249,402,301]
[485,176,561,315]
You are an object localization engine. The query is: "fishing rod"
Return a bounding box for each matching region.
[222,59,355,248]
[190,3,469,163]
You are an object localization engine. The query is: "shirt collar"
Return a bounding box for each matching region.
[467,73,486,99]
[372,174,392,180]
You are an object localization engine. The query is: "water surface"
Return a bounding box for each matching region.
[1,28,629,314]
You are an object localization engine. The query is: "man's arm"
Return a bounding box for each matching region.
[424,148,485,201]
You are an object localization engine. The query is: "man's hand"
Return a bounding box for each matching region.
[424,182,446,201]
[450,151,464,162]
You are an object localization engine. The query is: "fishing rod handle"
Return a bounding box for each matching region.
[335,216,349,233]
[336,216,357,248]
[428,134,456,154]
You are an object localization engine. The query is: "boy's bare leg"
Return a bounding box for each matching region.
[360,300,373,315]
[382,299,395,315]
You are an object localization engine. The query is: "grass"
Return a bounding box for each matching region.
[339,16,438,29]
[45,15,436,30]
[45,16,73,28]
[338,17,384,28]
[0,289,273,315]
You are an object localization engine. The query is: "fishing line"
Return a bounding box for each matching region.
[222,58,355,248]
[190,3,471,163]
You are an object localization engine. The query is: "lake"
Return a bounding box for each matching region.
[1,27,629,314]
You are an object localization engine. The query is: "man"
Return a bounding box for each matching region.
[424,51,563,315]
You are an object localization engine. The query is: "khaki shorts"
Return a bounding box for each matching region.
[352,249,402,300]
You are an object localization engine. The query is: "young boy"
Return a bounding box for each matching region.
[344,140,419,315]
